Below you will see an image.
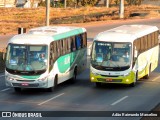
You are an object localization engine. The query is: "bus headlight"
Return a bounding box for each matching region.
[126,79,129,82]
[6,76,15,81]
[38,76,48,81]
[91,77,95,80]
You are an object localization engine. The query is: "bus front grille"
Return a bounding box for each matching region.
[16,80,35,82]
[100,75,119,77]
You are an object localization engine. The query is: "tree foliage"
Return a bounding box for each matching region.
[128,0,143,5]
[110,0,143,6]
[80,0,99,6]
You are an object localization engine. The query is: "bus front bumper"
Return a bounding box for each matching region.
[90,72,135,85]
[5,77,48,88]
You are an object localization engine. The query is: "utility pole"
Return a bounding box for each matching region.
[4,0,6,7]
[74,0,77,8]
[64,0,67,8]
[106,0,109,8]
[46,0,50,26]
[119,0,124,19]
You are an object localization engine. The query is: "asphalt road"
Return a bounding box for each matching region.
[0,18,160,120]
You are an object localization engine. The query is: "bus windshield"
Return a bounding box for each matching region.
[91,41,132,71]
[6,44,48,75]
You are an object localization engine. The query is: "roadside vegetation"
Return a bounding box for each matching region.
[0,4,160,35]
[39,0,145,7]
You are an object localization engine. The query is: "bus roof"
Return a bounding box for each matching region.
[94,25,159,43]
[8,26,86,45]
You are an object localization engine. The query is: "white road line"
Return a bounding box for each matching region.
[38,93,64,106]
[1,88,10,92]
[152,76,160,81]
[111,96,128,106]
[0,75,5,78]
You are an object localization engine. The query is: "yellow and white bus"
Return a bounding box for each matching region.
[90,25,159,87]
[5,26,87,92]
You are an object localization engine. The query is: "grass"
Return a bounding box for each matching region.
[0,5,160,34]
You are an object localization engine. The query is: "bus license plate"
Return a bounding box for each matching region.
[21,83,29,86]
[106,78,112,82]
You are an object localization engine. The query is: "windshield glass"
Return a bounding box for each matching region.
[91,41,132,71]
[17,0,25,4]
[6,44,48,75]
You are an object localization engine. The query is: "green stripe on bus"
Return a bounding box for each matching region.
[53,28,84,41]
[21,75,40,79]
[57,49,86,73]
[57,52,76,73]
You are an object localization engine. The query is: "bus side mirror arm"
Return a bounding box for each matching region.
[2,47,7,61]
[3,53,6,61]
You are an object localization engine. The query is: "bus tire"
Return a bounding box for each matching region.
[14,87,21,92]
[47,75,58,92]
[130,82,136,87]
[71,67,77,83]
[143,65,151,79]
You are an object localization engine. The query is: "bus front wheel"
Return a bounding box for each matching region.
[47,75,58,92]
[70,68,77,83]
[96,82,102,87]
[14,87,21,92]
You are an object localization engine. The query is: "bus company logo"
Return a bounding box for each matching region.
[2,112,11,117]
[1,112,42,118]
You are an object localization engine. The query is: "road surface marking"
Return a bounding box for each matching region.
[0,75,5,78]
[111,96,128,106]
[38,93,64,106]
[1,88,10,92]
[152,75,160,81]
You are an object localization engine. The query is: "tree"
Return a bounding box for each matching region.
[114,0,120,5]
[126,0,143,5]
[81,0,98,6]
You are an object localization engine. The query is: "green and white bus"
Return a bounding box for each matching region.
[5,26,87,92]
[90,25,159,87]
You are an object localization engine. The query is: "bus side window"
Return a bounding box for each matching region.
[62,39,66,55]
[50,42,54,66]
[71,37,76,51]
[75,35,82,50]
[82,32,87,47]
[80,34,83,48]
[57,40,62,56]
